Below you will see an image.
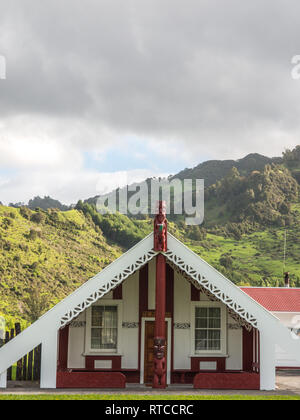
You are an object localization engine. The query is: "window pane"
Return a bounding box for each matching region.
[196,308,207,318]
[208,340,221,351]
[195,330,207,352]
[209,318,221,329]
[209,308,221,318]
[196,318,208,329]
[92,307,103,327]
[195,330,207,340]
[104,306,117,328]
[91,306,118,350]
[208,330,221,340]
[100,328,117,349]
[195,340,207,351]
[91,328,101,349]
[195,307,222,353]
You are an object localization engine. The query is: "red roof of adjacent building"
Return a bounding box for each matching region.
[240,288,300,312]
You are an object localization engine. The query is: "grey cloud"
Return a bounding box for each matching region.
[1,0,300,160]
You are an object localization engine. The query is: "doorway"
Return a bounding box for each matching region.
[140,318,171,385]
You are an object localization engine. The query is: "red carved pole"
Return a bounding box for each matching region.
[153,201,167,388]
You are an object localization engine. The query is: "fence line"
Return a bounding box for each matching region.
[3,322,41,382]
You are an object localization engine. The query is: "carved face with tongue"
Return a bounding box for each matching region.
[154,338,166,360]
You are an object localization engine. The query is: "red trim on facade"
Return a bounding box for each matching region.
[113,285,123,300]
[138,263,149,375]
[166,263,174,374]
[191,285,200,301]
[191,357,226,372]
[58,326,69,370]
[153,254,167,388]
[277,367,300,370]
[123,371,141,383]
[194,372,260,390]
[258,331,260,369]
[166,264,174,316]
[155,254,166,339]
[85,356,122,370]
[253,329,260,373]
[171,371,195,385]
[139,264,149,318]
[57,371,126,389]
[243,327,254,372]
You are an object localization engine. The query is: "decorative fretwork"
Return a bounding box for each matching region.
[228,323,242,330]
[60,244,258,330]
[228,310,253,332]
[164,251,258,330]
[174,323,191,330]
[122,322,139,329]
[60,249,157,327]
[69,321,86,328]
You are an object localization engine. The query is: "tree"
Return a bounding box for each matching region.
[219,255,233,270]
[187,226,207,241]
[28,196,69,211]
[22,285,51,323]
[31,211,46,224]
[283,146,300,167]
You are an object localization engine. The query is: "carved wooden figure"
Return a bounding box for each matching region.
[154,201,168,252]
[153,338,167,388]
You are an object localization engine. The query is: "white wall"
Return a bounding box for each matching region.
[174,271,191,369]
[173,271,243,371]
[122,271,139,369]
[67,272,139,370]
[67,268,244,373]
[68,312,86,369]
[226,316,243,371]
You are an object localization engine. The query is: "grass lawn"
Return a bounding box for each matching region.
[0,394,299,400]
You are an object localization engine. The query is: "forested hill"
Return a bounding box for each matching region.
[84,152,284,208]
[174,153,282,187]
[1,146,300,326]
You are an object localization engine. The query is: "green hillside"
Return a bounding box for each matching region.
[1,146,300,326]
[1,203,300,328]
[174,153,281,187]
[0,206,122,328]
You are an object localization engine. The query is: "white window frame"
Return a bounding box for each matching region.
[85,300,123,356]
[191,301,227,356]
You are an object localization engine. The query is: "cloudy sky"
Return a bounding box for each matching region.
[1,0,300,204]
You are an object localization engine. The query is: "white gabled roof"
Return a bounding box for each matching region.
[1,232,300,375]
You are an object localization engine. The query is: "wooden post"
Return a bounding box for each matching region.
[33,345,41,382]
[0,331,8,388]
[58,326,69,370]
[9,329,15,380]
[153,254,167,389]
[5,331,12,381]
[153,201,168,389]
[15,323,23,381]
[28,351,33,381]
[155,254,167,339]
[22,354,27,381]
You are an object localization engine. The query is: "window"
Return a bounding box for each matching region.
[91,306,118,351]
[195,307,221,352]
[191,303,226,355]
